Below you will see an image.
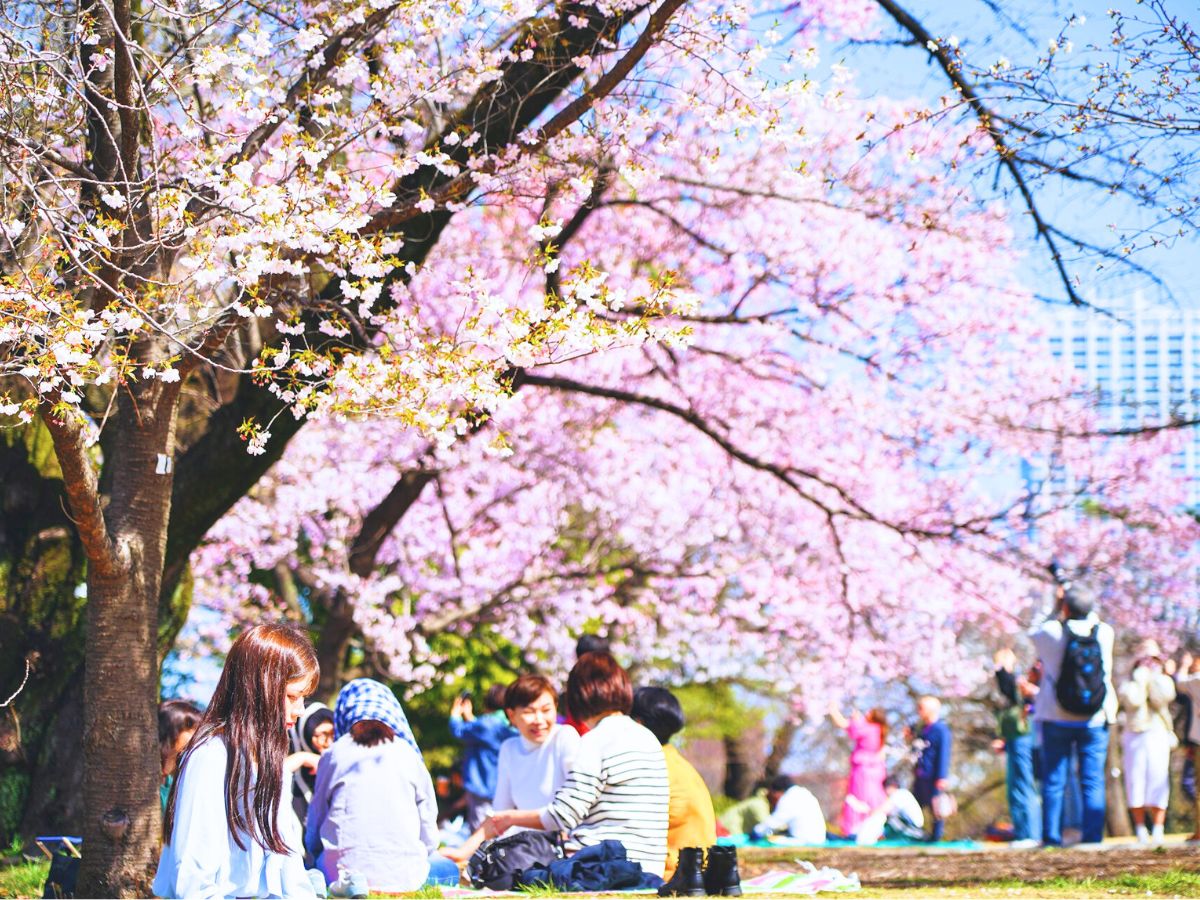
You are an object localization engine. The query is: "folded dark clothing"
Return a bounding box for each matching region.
[515,839,664,892]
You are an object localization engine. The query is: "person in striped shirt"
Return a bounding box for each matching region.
[482,651,670,877]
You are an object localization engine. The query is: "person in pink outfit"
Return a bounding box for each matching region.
[828,705,888,837]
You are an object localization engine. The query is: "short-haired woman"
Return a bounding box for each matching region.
[484,652,670,877]
[444,673,580,862]
[631,686,716,880]
[1119,639,1177,844]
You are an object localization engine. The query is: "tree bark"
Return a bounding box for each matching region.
[723,732,757,800]
[313,589,357,702]
[46,382,182,896]
[763,718,798,782]
[1106,725,1133,837]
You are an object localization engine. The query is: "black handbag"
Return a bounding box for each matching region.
[467,829,563,890]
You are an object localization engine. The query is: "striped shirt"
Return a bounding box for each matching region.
[539,714,669,877]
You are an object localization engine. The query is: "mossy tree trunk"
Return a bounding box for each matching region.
[1,427,193,853]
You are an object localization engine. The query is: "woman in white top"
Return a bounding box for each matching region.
[1118,639,1177,843]
[154,623,319,899]
[445,674,580,862]
[483,652,670,877]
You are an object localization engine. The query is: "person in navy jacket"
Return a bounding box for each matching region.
[912,696,951,841]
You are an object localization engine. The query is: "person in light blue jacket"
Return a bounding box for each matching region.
[305,679,460,892]
[154,624,319,899]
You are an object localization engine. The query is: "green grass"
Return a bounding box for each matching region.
[405,885,445,899]
[514,882,564,896]
[0,860,48,899]
[852,868,1200,898]
[374,885,445,899]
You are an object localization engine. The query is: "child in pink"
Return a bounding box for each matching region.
[829,707,888,837]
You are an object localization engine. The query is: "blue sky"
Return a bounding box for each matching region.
[825,0,1199,309]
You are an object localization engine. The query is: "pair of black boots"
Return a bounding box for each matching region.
[658,845,741,897]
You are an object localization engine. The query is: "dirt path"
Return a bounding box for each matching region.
[740,841,1200,888]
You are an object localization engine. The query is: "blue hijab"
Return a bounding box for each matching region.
[333,678,419,751]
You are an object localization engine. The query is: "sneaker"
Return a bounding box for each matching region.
[329,870,369,899]
[1009,838,1040,849]
[306,869,328,898]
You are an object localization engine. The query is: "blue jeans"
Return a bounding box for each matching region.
[426,854,462,887]
[1006,733,1041,842]
[1041,722,1107,845]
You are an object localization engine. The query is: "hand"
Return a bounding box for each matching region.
[993,648,1016,672]
[991,739,1006,755]
[442,846,471,864]
[285,751,320,775]
[935,778,949,792]
[483,812,511,839]
[845,795,870,813]
[452,696,475,720]
[1017,677,1039,699]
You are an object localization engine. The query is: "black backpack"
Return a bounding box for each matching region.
[1056,623,1107,716]
[467,829,563,890]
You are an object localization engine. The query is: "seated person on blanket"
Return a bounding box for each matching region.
[631,686,717,880]
[853,776,925,845]
[443,674,580,863]
[305,679,461,892]
[483,651,671,877]
[749,775,827,845]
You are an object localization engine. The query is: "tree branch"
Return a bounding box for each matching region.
[872,0,1086,306]
[38,403,124,580]
[363,0,688,234]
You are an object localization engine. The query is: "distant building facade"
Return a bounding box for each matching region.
[1045,293,1200,504]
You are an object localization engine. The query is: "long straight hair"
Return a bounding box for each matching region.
[164,623,318,853]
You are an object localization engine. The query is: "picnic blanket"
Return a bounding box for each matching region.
[440,862,860,895]
[717,834,979,851]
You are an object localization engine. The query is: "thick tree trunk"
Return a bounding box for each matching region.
[1106,725,1133,837]
[723,732,757,800]
[314,589,357,702]
[763,719,798,782]
[72,389,180,897]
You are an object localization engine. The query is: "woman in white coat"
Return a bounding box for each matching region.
[1119,638,1177,844]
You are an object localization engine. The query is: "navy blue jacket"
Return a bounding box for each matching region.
[914,719,951,783]
[516,840,663,892]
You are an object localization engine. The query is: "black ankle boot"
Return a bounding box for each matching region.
[658,847,706,897]
[702,846,742,897]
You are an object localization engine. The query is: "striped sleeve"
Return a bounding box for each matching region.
[540,738,605,831]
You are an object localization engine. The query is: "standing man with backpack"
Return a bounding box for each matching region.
[1029,584,1118,846]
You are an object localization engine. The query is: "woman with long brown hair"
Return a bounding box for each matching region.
[153,623,320,899]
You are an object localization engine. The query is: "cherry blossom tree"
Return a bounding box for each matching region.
[0,0,755,887]
[187,65,1200,719]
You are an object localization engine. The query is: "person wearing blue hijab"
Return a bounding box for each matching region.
[305,679,460,892]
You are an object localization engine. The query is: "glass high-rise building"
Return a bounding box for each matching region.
[1045,292,1200,502]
